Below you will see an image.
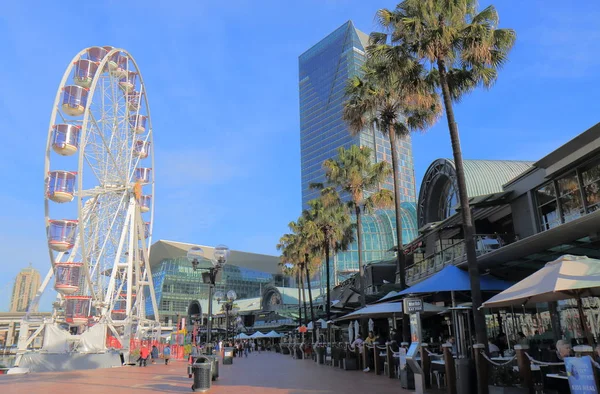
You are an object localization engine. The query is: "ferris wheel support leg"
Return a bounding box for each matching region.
[134,204,160,325]
[102,204,134,316]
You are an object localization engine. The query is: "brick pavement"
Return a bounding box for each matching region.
[0,351,414,393]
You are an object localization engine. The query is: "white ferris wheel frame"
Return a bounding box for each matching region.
[18,47,160,359]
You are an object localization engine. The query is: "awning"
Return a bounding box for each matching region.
[335,301,445,321]
[396,265,512,296]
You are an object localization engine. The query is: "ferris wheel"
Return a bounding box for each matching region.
[18,46,160,358]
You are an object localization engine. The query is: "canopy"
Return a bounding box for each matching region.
[234,333,250,339]
[335,301,445,321]
[264,330,283,338]
[396,265,513,296]
[482,255,600,308]
[249,331,266,338]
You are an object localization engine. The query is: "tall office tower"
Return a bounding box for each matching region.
[299,20,417,210]
[10,264,41,312]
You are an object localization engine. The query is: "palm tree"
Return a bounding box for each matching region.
[277,233,305,327]
[303,188,354,322]
[374,0,516,347]
[314,145,394,310]
[343,54,440,340]
[278,217,323,342]
[289,217,321,343]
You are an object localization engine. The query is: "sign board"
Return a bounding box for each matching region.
[404,298,424,314]
[564,356,598,394]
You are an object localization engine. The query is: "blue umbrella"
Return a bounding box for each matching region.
[397,265,512,296]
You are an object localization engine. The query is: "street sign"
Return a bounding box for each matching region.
[404,298,424,314]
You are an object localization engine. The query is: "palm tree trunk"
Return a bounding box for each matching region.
[355,205,369,338]
[388,126,410,342]
[305,254,316,343]
[325,235,331,321]
[300,263,308,328]
[355,205,366,308]
[437,58,488,349]
[297,269,302,327]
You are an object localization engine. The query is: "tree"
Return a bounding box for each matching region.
[277,233,305,327]
[374,0,516,352]
[343,52,440,341]
[278,217,324,343]
[314,146,394,311]
[303,188,354,322]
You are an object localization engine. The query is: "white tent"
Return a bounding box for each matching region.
[265,330,283,338]
[234,333,250,339]
[250,331,266,338]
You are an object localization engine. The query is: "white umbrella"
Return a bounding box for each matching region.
[354,320,360,338]
[368,318,374,333]
[348,323,354,343]
[482,254,600,344]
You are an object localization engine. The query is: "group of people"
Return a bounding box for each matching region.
[137,344,171,367]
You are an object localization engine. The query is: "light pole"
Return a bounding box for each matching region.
[215,290,237,343]
[187,244,229,354]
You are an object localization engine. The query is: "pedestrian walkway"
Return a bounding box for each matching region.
[0,351,412,393]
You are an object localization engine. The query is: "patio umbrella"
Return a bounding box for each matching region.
[482,254,600,344]
[354,320,360,338]
[368,318,374,333]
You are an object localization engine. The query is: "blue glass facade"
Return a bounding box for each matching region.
[299,20,417,209]
[145,257,285,323]
[320,205,418,284]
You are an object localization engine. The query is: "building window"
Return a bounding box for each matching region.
[439,182,458,220]
[536,183,560,231]
[581,161,600,212]
[556,172,583,223]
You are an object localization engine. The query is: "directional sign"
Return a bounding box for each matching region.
[404,298,424,314]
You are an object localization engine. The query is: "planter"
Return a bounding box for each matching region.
[488,386,529,394]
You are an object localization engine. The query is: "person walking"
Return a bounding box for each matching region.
[190,344,199,364]
[151,345,159,364]
[139,345,150,367]
[163,345,171,365]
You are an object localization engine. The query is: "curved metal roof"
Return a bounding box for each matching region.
[417,159,534,227]
[447,159,534,197]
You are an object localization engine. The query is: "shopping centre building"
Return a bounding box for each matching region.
[147,240,286,327]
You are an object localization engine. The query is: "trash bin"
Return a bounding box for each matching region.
[316,347,325,364]
[223,347,234,365]
[191,359,212,392]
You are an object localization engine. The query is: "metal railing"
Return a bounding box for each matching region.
[406,233,515,285]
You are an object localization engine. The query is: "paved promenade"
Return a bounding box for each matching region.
[0,351,412,393]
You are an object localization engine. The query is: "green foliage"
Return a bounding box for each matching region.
[489,364,521,388]
[320,145,393,213]
[373,0,516,100]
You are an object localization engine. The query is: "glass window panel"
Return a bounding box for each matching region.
[582,162,600,185]
[539,200,560,231]
[536,183,556,206]
[556,173,579,196]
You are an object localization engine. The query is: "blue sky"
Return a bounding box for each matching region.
[0,0,599,311]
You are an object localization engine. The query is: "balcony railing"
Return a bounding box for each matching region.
[406,233,515,285]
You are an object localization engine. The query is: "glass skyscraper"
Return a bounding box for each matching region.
[299,20,417,209]
[299,21,419,285]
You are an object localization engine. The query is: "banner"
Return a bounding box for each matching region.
[564,356,598,394]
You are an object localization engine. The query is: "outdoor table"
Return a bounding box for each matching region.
[513,364,540,372]
[491,356,514,361]
[546,373,568,380]
[431,359,445,366]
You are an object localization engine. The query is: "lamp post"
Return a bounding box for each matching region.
[215,290,237,343]
[187,244,230,354]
